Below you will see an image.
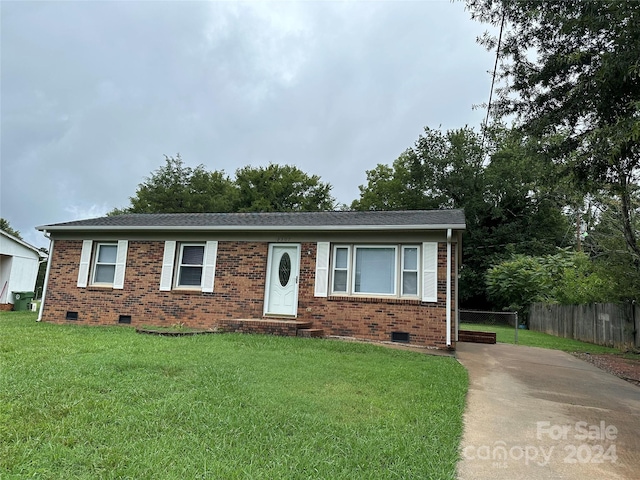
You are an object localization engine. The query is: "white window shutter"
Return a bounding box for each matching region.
[159,241,176,291]
[202,241,218,293]
[422,242,438,302]
[314,242,330,297]
[77,240,93,288]
[113,240,128,289]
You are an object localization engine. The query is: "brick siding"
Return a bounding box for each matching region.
[41,240,457,349]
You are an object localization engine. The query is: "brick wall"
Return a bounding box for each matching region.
[41,239,457,349]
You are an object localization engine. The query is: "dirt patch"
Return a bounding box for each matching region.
[573,352,640,387]
[135,327,220,336]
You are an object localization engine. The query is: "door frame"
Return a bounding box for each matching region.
[263,243,301,317]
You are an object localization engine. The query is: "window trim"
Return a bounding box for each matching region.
[330,244,423,299]
[175,243,206,289]
[353,245,398,296]
[401,245,420,297]
[331,245,351,294]
[159,240,218,293]
[77,240,128,289]
[91,242,119,286]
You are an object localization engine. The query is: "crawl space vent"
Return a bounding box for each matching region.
[66,311,79,321]
[118,315,132,324]
[391,331,410,343]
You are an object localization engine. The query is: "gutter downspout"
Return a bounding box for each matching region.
[37,231,53,322]
[446,229,452,347]
[455,231,460,343]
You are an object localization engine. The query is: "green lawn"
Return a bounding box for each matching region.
[1,312,468,479]
[460,323,620,353]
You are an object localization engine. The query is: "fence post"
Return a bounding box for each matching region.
[631,300,640,348]
[515,312,518,344]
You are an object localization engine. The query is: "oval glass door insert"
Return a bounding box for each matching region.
[279,253,291,286]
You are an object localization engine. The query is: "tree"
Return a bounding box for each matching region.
[0,218,22,239]
[554,252,615,305]
[234,164,335,212]
[583,188,640,300]
[467,0,640,260]
[110,155,238,214]
[352,126,570,307]
[486,249,613,319]
[110,157,335,215]
[486,254,554,316]
[353,127,485,212]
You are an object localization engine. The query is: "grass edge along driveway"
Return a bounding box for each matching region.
[1,312,467,479]
[460,322,621,354]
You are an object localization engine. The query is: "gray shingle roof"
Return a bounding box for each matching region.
[37,209,465,232]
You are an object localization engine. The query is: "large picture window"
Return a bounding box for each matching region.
[354,246,396,295]
[331,244,421,298]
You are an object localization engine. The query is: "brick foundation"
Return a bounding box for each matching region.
[41,240,458,349]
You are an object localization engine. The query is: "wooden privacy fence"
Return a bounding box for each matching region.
[528,303,639,350]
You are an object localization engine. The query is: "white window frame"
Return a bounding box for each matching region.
[92,242,119,286]
[77,240,128,289]
[330,244,423,299]
[176,243,206,289]
[353,245,398,296]
[331,245,351,294]
[159,240,218,292]
[401,245,420,297]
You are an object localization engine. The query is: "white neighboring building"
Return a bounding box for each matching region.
[0,230,47,307]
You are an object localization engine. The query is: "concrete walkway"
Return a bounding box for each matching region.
[456,342,640,480]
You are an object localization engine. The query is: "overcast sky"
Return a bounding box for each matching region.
[1,0,494,249]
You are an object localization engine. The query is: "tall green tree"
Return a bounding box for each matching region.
[352,126,570,307]
[584,189,640,300]
[467,0,640,259]
[353,127,485,212]
[110,157,335,215]
[234,164,335,212]
[110,155,238,215]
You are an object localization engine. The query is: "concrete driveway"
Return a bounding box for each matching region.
[456,342,640,480]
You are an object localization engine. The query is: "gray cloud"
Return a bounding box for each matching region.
[1,1,494,248]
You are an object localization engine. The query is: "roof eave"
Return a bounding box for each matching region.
[37,223,466,232]
[0,229,46,256]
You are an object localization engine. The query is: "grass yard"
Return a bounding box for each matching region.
[460,323,620,353]
[1,312,468,479]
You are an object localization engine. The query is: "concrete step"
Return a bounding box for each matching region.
[218,318,313,337]
[297,328,325,338]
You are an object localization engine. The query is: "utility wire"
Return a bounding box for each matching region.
[481,9,506,152]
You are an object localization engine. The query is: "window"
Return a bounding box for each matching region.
[159,240,218,292]
[332,247,349,293]
[354,246,396,295]
[401,246,419,296]
[177,244,205,287]
[93,243,118,284]
[77,240,128,289]
[330,244,422,298]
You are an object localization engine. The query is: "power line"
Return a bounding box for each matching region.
[481,9,506,151]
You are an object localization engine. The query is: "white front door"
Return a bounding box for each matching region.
[264,244,300,316]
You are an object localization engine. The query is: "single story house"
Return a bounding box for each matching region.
[0,230,47,310]
[36,210,465,349]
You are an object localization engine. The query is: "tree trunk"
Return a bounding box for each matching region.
[619,175,640,261]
